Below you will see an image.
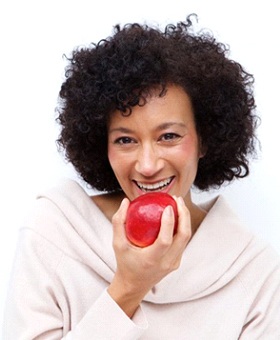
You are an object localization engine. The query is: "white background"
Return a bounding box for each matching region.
[0,0,279,330]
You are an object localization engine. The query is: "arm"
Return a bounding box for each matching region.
[2,228,148,340]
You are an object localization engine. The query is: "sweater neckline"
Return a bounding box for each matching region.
[39,178,254,303]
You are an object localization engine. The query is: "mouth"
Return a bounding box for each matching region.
[134,176,174,192]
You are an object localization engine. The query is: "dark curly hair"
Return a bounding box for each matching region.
[56,14,258,192]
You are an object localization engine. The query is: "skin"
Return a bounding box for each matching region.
[93,85,207,318]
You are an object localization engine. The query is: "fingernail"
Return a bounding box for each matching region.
[165,205,173,216]
[178,197,185,206]
[120,198,129,208]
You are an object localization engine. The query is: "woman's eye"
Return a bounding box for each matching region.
[160,133,181,141]
[114,137,135,145]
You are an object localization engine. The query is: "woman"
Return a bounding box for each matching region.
[3,15,280,339]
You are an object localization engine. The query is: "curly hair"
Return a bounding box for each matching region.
[56,14,258,192]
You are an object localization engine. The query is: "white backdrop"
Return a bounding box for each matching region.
[1,0,279,329]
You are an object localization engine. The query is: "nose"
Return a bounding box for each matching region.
[135,143,164,177]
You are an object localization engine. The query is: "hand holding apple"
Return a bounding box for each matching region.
[109,195,191,317]
[125,192,178,247]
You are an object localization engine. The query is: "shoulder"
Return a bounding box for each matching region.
[21,178,105,243]
[24,179,92,226]
[197,195,254,250]
[19,179,117,261]
[37,178,92,209]
[197,194,280,280]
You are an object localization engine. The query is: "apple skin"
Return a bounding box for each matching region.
[125,192,178,247]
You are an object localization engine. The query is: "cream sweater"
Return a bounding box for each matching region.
[3,179,280,339]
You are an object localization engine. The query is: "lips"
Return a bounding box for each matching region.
[135,176,174,192]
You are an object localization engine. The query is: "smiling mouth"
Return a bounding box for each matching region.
[135,177,174,192]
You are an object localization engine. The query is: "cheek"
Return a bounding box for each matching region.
[107,146,130,176]
[172,138,199,160]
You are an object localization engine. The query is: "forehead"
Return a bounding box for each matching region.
[108,85,194,129]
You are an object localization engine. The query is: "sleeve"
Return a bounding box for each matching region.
[2,229,148,340]
[239,258,280,339]
[65,290,148,340]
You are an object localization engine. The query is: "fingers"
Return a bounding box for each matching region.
[112,198,130,248]
[168,196,192,258]
[112,195,192,274]
[156,205,175,247]
[144,196,191,275]
[156,196,191,243]
[111,195,192,288]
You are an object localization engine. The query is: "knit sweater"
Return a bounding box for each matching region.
[3,179,280,339]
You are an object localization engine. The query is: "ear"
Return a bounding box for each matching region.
[198,139,207,159]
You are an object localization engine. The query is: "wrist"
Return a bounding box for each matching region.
[108,274,147,318]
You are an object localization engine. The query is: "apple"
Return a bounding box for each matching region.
[125,192,178,247]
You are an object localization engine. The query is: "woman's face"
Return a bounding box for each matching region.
[107,85,204,204]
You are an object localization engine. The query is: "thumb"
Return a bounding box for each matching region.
[112,198,130,244]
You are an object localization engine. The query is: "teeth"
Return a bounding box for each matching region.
[136,177,172,191]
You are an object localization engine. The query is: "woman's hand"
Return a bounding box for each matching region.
[107,196,192,318]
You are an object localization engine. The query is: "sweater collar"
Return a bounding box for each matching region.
[39,180,254,303]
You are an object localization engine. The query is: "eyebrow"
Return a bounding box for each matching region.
[108,127,134,134]
[155,122,187,131]
[108,122,187,134]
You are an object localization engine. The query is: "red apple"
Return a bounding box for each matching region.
[125,192,178,247]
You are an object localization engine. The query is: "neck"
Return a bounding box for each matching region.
[184,192,207,236]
